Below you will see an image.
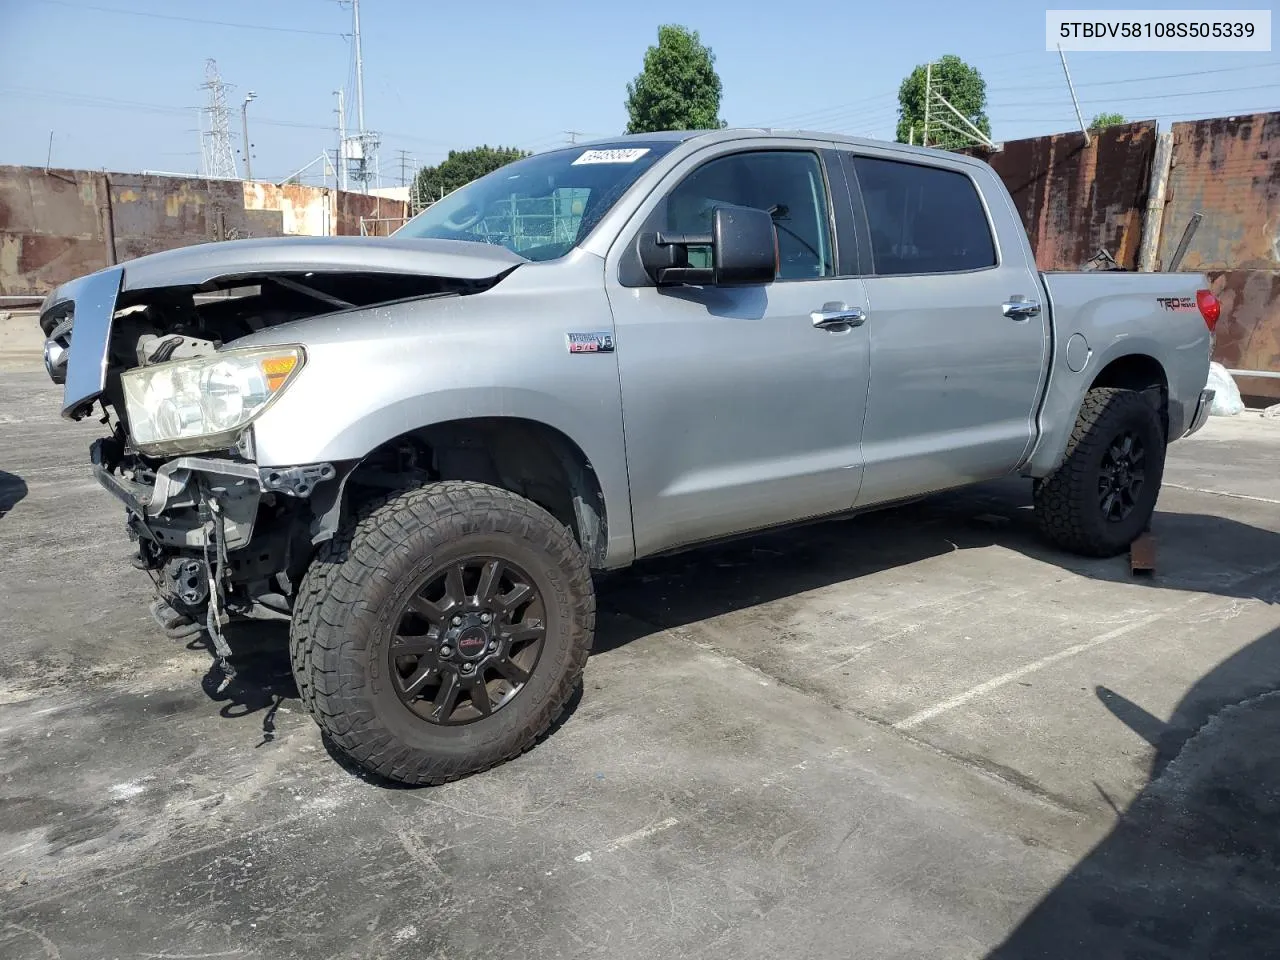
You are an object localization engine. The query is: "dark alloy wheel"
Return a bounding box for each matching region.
[290,480,595,786]
[389,557,546,725]
[1034,386,1167,558]
[1098,430,1146,523]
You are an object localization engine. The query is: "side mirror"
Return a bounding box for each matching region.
[638,205,777,287]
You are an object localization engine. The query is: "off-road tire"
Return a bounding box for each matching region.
[290,480,595,785]
[1033,386,1166,558]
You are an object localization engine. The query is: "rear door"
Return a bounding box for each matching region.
[605,142,871,557]
[838,149,1048,506]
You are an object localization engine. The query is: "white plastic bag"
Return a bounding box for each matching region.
[1206,362,1245,417]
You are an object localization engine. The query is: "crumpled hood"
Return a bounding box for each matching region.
[39,235,528,419]
[112,235,526,292]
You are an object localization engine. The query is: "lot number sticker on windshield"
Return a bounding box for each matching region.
[572,148,650,165]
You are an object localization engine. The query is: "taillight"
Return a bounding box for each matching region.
[1196,289,1220,333]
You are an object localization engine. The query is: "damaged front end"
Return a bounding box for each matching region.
[39,237,525,679]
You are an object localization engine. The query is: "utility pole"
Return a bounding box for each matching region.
[1057,44,1090,146]
[240,91,257,181]
[337,0,380,189]
[564,130,582,145]
[353,0,366,140]
[922,61,932,148]
[334,88,347,191]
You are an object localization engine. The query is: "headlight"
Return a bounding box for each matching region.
[121,346,305,454]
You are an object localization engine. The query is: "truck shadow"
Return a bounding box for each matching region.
[594,477,1280,951]
[197,477,1278,800]
[593,477,1277,652]
[988,624,1280,957]
[0,469,28,520]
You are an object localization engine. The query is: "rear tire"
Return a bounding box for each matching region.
[1033,387,1166,558]
[290,480,594,785]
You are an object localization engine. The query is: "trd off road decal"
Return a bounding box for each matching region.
[1156,296,1196,311]
[566,332,615,354]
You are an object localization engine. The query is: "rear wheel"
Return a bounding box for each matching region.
[1033,387,1166,558]
[290,481,594,785]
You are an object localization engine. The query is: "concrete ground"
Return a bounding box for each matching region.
[2,363,1278,959]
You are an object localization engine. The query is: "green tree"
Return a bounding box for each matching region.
[895,54,990,149]
[1088,112,1126,131]
[625,25,725,134]
[413,145,530,203]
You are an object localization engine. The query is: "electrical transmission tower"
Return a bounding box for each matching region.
[395,148,415,187]
[200,59,239,179]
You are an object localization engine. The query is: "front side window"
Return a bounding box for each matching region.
[395,142,677,261]
[665,150,834,280]
[853,156,996,275]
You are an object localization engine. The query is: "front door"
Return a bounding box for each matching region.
[606,145,871,558]
[840,150,1049,506]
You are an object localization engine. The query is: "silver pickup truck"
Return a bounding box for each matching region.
[38,129,1217,784]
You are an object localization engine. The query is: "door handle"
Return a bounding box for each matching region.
[811,303,867,329]
[1002,298,1042,320]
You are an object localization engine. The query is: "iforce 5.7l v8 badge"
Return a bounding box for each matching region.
[566,332,615,354]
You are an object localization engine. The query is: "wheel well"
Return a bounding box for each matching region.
[335,418,609,567]
[1090,354,1169,437]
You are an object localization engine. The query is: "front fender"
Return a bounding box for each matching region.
[240,253,635,566]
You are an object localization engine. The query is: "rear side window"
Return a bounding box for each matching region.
[853,157,996,275]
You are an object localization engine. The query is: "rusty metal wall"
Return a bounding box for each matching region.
[966,121,1157,270]
[1160,112,1280,401]
[0,166,109,295]
[0,165,409,296]
[334,191,404,237]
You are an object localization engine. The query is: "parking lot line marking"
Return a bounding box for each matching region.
[573,817,680,863]
[894,614,1165,731]
[1164,482,1280,505]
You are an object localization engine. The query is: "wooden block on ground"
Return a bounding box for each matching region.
[1130,532,1156,575]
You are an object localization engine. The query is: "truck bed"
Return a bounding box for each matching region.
[1028,270,1213,477]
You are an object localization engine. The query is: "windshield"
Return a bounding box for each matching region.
[393,142,677,261]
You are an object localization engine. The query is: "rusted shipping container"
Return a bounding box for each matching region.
[967,122,1156,270]
[1163,112,1280,401]
[0,165,409,296]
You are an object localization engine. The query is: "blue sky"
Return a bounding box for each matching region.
[0,0,1276,185]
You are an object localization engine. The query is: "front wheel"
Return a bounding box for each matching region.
[1033,387,1166,558]
[290,481,595,785]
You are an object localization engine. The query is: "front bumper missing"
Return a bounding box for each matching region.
[91,448,337,552]
[1183,388,1215,439]
[93,454,262,551]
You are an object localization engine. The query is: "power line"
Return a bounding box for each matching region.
[757,56,1279,131]
[987,59,1279,95]
[992,105,1279,124]
[992,82,1280,110]
[33,0,345,36]
[782,107,899,131]
[755,91,898,129]
[767,77,1277,138]
[1,85,458,146]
